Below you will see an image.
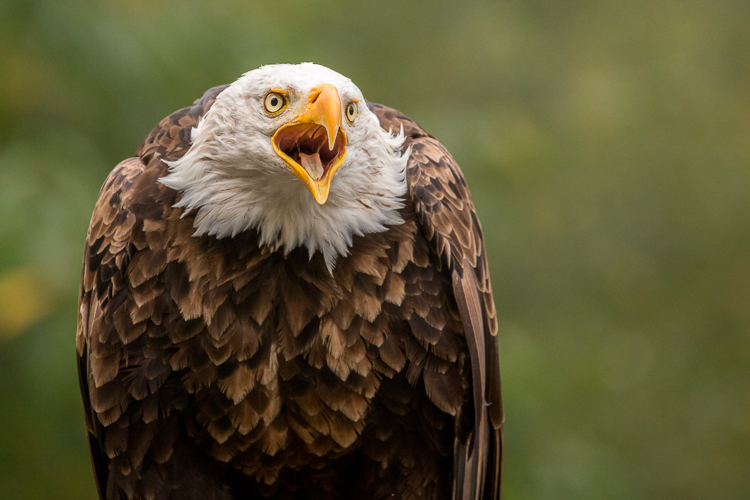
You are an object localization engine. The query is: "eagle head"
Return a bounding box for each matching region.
[160,63,408,269]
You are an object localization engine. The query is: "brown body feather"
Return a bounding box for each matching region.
[77,86,502,499]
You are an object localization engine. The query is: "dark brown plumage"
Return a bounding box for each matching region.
[77,82,502,499]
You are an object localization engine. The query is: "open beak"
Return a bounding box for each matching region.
[272,84,346,205]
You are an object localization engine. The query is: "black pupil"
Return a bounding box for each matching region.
[270,96,279,107]
[348,105,354,115]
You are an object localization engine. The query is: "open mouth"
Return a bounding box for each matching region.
[273,123,346,181]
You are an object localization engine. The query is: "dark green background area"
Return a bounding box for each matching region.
[1,0,749,498]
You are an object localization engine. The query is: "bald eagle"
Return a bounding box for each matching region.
[77,63,502,500]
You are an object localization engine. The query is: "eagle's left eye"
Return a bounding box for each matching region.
[264,92,287,114]
[345,101,358,123]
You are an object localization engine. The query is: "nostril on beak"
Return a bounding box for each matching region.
[309,89,321,105]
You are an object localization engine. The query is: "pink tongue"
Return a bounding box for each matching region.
[299,152,325,180]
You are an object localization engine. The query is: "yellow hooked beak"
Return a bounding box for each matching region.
[272,84,346,205]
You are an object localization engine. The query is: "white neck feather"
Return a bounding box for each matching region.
[160,91,408,271]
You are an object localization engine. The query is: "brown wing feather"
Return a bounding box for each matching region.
[76,85,231,500]
[370,102,504,499]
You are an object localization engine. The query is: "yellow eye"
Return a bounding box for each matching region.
[264,92,286,114]
[345,101,358,123]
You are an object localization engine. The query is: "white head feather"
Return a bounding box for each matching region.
[160,63,408,270]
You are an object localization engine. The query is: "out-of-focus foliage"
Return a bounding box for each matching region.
[1,0,748,498]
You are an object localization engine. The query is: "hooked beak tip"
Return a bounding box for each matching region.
[327,128,338,151]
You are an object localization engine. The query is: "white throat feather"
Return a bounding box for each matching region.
[160,64,409,271]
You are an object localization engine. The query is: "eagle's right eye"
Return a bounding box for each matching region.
[264,92,287,114]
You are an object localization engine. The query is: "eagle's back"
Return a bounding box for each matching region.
[77,86,501,500]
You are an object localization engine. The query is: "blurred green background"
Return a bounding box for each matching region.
[1,0,749,498]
